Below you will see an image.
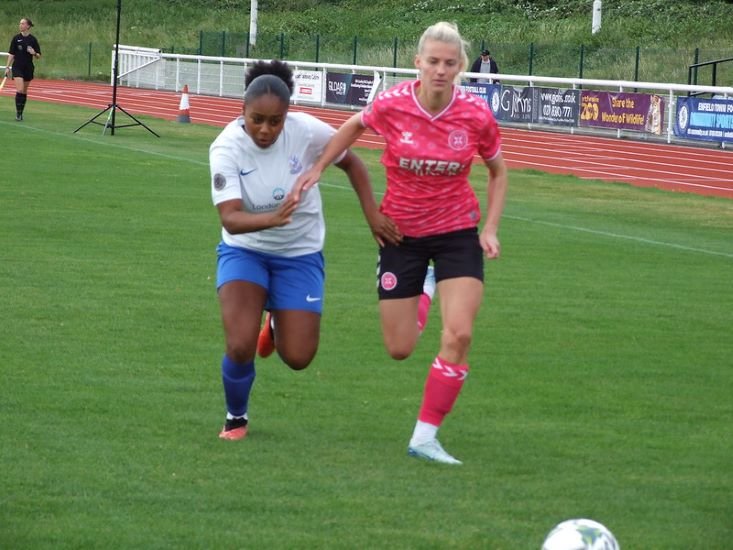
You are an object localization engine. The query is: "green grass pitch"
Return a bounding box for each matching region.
[1,101,732,549]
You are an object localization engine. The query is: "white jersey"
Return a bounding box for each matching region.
[210,111,342,257]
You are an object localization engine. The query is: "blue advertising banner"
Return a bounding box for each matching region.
[532,88,580,127]
[494,85,533,123]
[675,96,733,143]
[460,82,500,105]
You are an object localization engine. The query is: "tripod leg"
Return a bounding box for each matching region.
[103,107,116,135]
[73,104,113,133]
[115,104,161,137]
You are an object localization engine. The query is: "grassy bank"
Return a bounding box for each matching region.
[1,1,732,79]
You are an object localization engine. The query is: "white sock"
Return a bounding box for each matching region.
[409,420,438,447]
[226,412,248,421]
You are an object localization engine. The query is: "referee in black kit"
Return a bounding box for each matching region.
[5,18,41,121]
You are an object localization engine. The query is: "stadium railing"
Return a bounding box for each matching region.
[111,46,732,148]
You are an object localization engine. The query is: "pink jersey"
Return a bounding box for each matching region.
[361,79,501,237]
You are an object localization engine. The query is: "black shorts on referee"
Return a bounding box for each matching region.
[376,227,484,300]
[11,64,34,81]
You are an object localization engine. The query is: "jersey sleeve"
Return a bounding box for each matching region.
[209,141,242,206]
[32,37,41,55]
[478,109,502,161]
[360,95,385,136]
[301,114,346,166]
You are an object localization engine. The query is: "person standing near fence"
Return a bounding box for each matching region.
[209,59,394,441]
[469,49,499,83]
[5,18,41,121]
[296,21,509,465]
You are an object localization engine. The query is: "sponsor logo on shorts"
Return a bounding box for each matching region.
[306,294,321,302]
[380,272,397,291]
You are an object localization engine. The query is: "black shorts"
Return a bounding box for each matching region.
[376,227,484,300]
[11,64,34,82]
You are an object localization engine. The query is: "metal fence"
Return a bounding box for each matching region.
[32,31,733,89]
[195,31,733,87]
[115,46,733,147]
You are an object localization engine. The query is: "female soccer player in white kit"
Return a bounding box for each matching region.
[297,22,509,464]
[210,60,396,440]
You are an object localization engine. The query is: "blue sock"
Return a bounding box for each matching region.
[221,355,256,417]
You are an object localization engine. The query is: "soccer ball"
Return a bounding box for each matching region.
[541,518,619,550]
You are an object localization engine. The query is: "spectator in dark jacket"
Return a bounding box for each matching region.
[469,49,499,83]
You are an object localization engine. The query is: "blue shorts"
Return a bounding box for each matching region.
[216,243,325,313]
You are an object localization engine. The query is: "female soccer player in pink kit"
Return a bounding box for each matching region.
[297,21,508,464]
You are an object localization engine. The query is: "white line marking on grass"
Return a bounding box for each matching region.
[319,183,733,259]
[0,121,209,166]
[505,214,733,259]
[10,122,729,260]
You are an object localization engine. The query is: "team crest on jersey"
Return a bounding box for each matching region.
[400,132,415,145]
[272,187,285,200]
[448,130,468,151]
[213,173,226,191]
[380,272,398,291]
[289,155,303,174]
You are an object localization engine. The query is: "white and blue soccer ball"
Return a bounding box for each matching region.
[542,518,619,550]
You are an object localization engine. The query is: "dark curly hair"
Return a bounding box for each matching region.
[244,60,294,104]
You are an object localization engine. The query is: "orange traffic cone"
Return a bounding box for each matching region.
[177,85,191,123]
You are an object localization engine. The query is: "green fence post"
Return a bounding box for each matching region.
[246,32,250,58]
[87,42,92,78]
[528,42,534,76]
[199,30,203,55]
[221,31,226,57]
[316,34,320,63]
[693,47,699,85]
[393,37,398,68]
[353,36,358,65]
[634,45,640,82]
[279,33,285,59]
[578,44,585,79]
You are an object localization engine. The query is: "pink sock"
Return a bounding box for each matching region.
[417,293,432,332]
[417,357,469,426]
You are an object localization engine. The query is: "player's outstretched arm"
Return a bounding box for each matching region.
[217,195,298,234]
[480,153,508,259]
[294,112,367,201]
[335,150,402,247]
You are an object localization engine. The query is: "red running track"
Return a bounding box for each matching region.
[6,79,732,199]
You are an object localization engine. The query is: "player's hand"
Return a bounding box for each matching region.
[27,46,36,55]
[292,167,323,202]
[367,212,402,247]
[480,228,501,259]
[269,192,299,227]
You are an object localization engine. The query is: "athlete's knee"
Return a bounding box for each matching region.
[384,340,416,361]
[225,342,255,365]
[278,342,317,371]
[441,326,473,354]
[280,352,315,371]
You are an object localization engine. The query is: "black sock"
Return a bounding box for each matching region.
[16,92,27,114]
